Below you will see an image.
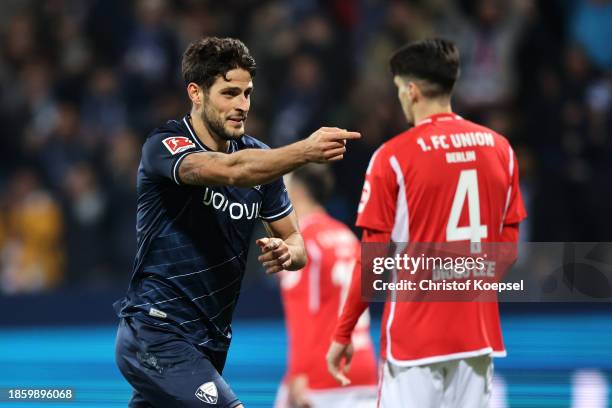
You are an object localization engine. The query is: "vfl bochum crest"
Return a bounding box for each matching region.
[195,382,218,404]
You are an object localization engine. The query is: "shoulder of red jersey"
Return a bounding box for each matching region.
[364,130,409,172]
[384,128,419,151]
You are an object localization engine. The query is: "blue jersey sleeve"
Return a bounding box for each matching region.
[141,132,200,184]
[259,177,293,222]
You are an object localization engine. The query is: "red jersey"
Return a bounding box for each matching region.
[279,212,378,389]
[337,112,527,366]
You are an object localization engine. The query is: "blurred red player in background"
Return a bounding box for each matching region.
[275,164,378,408]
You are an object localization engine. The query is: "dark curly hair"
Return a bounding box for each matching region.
[181,37,256,90]
[389,38,460,97]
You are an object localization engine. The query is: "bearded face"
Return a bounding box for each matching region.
[198,68,253,141]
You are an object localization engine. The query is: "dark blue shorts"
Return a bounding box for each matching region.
[115,317,241,408]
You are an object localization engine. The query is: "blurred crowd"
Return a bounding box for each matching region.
[0,0,610,293]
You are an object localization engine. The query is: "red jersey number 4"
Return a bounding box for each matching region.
[162,136,195,155]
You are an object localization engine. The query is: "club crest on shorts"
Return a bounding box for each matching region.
[195,382,218,404]
[162,136,196,155]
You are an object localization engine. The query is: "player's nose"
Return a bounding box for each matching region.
[236,95,250,112]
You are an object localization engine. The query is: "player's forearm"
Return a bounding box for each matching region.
[229,141,312,187]
[284,231,306,271]
[334,228,390,344]
[179,142,310,187]
[334,256,368,344]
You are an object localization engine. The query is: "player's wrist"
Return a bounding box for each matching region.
[332,333,351,346]
[282,233,306,270]
[285,243,306,270]
[292,139,315,164]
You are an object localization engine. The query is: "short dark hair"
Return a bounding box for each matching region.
[389,38,460,97]
[181,37,256,90]
[292,164,334,205]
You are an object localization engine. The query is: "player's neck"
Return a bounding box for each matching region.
[189,111,230,152]
[412,100,453,126]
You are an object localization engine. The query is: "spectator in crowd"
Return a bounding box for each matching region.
[0,170,63,293]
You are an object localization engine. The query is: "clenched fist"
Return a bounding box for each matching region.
[256,237,292,274]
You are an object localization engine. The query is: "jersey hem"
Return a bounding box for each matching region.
[386,346,506,367]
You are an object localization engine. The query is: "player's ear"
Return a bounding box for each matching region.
[407,82,419,103]
[187,82,203,106]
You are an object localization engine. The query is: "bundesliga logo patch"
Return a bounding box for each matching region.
[195,382,218,404]
[162,136,196,155]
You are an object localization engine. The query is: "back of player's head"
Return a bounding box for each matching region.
[182,37,256,90]
[389,38,460,98]
[291,164,334,205]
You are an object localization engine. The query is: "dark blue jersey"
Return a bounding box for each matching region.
[114,114,292,352]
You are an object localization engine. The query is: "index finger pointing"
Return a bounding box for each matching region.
[330,131,361,141]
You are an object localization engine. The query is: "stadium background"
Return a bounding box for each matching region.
[0,0,611,406]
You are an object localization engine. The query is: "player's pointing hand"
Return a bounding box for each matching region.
[302,127,361,163]
[256,237,292,274]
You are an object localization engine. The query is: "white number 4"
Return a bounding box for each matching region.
[446,169,488,243]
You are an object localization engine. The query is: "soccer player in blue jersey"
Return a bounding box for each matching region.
[114,37,360,408]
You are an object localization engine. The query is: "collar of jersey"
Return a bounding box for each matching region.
[182,114,236,153]
[415,112,462,127]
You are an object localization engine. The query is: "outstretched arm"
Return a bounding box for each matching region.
[179,128,360,187]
